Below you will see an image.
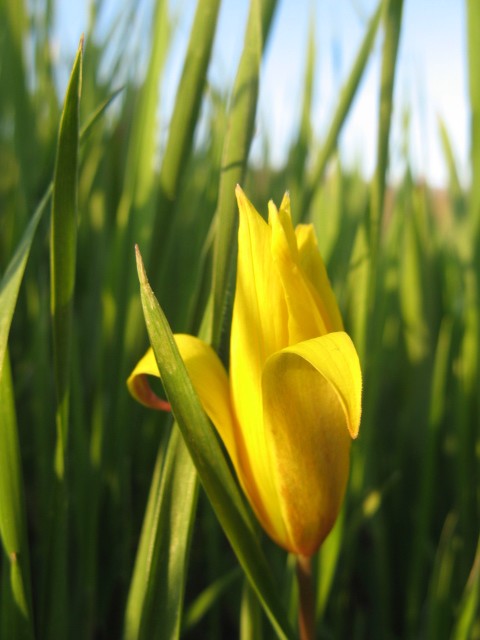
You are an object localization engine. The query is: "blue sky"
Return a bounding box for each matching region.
[55,0,469,187]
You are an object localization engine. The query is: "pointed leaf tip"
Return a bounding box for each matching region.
[135,244,146,282]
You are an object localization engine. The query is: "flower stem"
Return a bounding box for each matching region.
[296,554,315,640]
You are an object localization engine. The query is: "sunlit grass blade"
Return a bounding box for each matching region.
[50,35,83,460]
[124,426,198,640]
[467,0,480,233]
[43,37,83,639]
[135,246,294,640]
[0,352,34,640]
[149,0,222,278]
[399,193,432,363]
[211,0,278,348]
[300,0,384,221]
[438,116,465,215]
[79,86,124,141]
[370,0,404,279]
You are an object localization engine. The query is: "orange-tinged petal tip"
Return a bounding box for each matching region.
[126,348,171,411]
[127,373,171,411]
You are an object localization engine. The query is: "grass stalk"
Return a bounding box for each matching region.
[43,37,82,639]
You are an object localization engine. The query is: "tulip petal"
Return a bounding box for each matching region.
[233,187,289,374]
[231,187,303,546]
[261,331,362,555]
[127,347,172,411]
[295,224,344,332]
[269,197,334,342]
[127,335,239,467]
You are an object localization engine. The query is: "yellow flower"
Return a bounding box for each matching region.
[128,187,362,556]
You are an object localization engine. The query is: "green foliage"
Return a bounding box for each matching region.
[0,0,478,638]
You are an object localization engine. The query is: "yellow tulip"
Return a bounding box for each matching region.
[128,186,362,557]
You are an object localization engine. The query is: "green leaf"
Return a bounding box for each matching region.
[149,0,222,277]
[42,36,83,640]
[467,0,480,234]
[211,0,278,349]
[50,36,83,436]
[124,426,199,640]
[0,352,34,640]
[135,246,294,640]
[370,0,404,245]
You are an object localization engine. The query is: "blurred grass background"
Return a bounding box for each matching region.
[0,0,479,638]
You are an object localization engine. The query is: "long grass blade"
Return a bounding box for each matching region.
[369,0,404,278]
[211,0,278,349]
[124,426,198,640]
[467,0,480,233]
[0,351,34,640]
[42,37,83,639]
[149,0,222,277]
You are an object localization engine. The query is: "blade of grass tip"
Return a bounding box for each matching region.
[299,0,384,222]
[451,535,480,640]
[149,0,222,279]
[467,0,480,235]
[0,351,34,640]
[124,426,199,640]
[42,36,82,640]
[135,246,294,640]
[79,86,124,141]
[369,0,404,309]
[438,116,465,216]
[211,0,278,350]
